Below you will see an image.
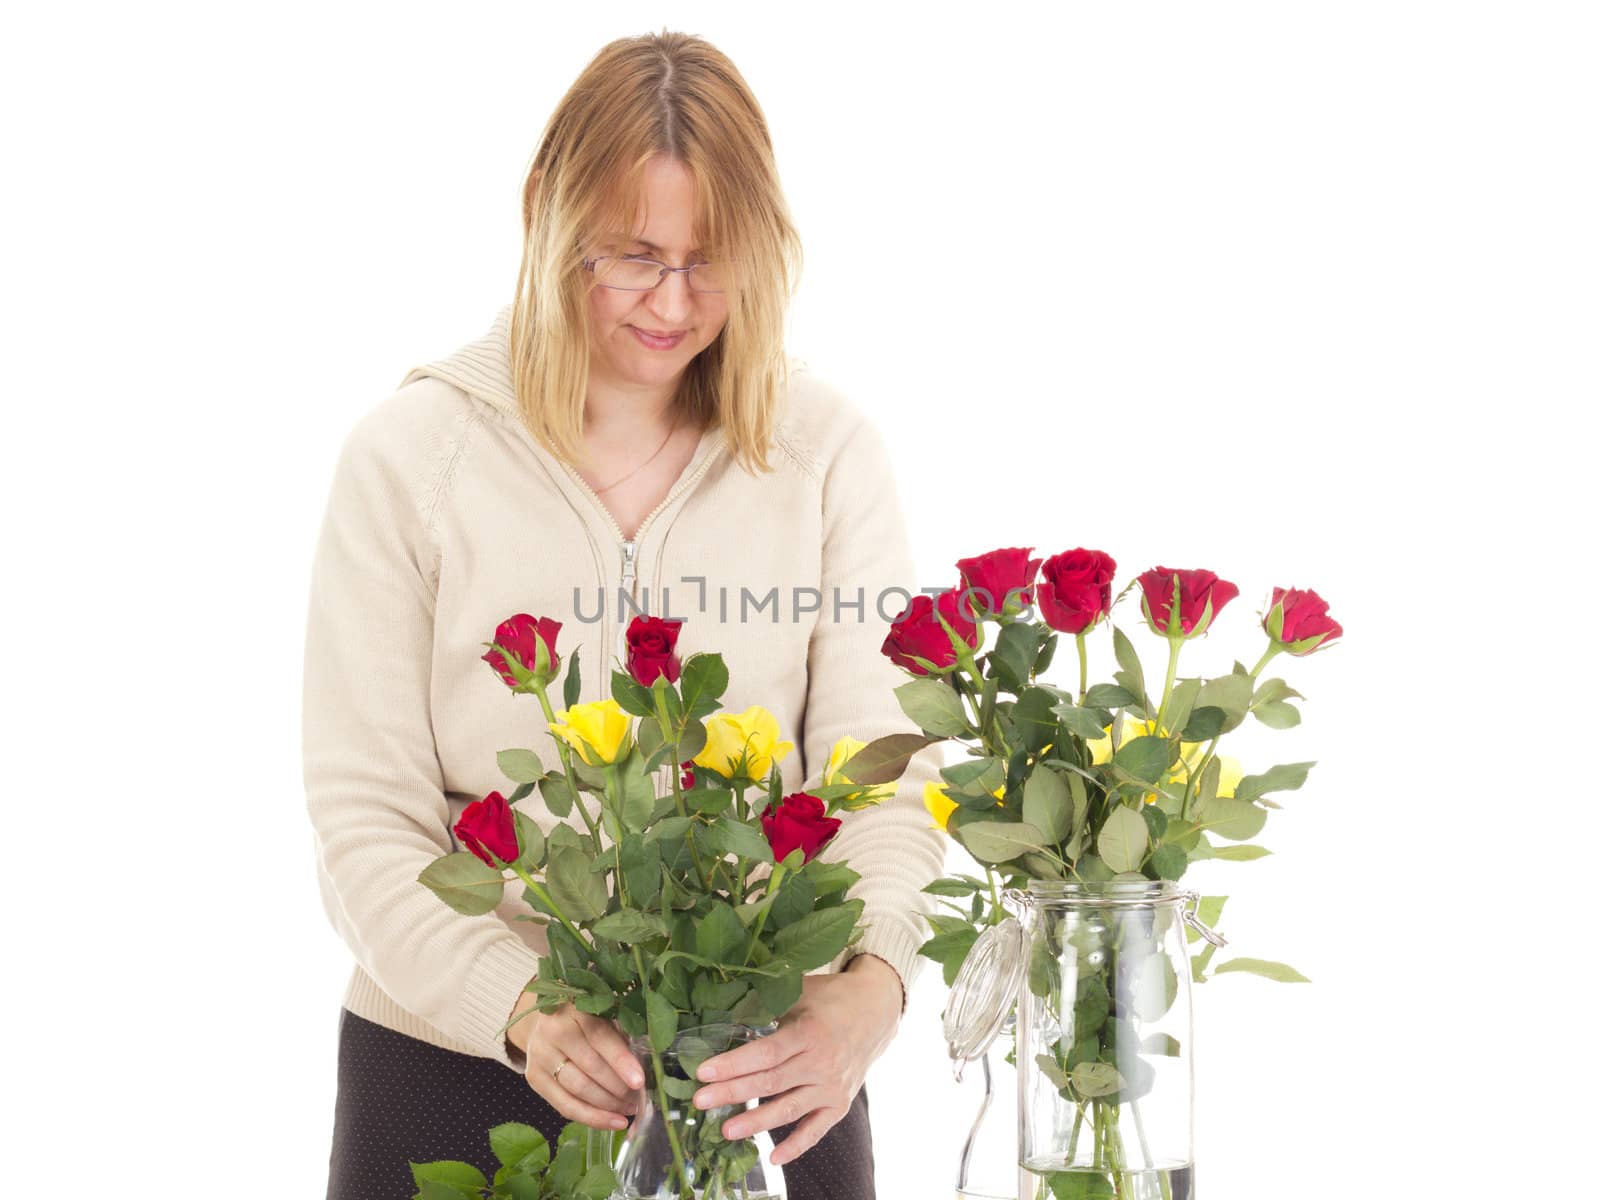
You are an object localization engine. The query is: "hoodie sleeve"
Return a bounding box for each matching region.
[302,397,540,1071]
[803,405,949,1003]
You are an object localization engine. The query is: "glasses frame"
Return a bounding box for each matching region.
[581,254,734,294]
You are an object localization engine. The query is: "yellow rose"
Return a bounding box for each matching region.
[923,781,958,830]
[692,705,794,782]
[922,779,1006,831]
[822,735,897,806]
[548,698,633,765]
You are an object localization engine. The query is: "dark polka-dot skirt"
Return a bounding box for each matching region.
[325,1007,876,1199]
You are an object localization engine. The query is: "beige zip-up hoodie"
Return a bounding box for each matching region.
[302,304,948,1072]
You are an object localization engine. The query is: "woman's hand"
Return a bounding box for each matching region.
[506,986,644,1131]
[690,953,904,1165]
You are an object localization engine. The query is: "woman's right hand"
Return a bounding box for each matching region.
[506,986,644,1131]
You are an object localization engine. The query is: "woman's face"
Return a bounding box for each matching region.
[585,156,730,395]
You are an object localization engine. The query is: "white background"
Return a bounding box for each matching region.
[6,2,1596,1196]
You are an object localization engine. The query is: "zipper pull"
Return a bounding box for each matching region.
[620,538,637,592]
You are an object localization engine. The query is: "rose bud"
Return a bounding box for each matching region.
[957,547,1043,620]
[680,759,696,790]
[1137,566,1240,638]
[761,792,843,864]
[482,614,562,691]
[1264,587,1343,655]
[625,614,685,686]
[881,587,980,675]
[453,790,519,867]
[1036,548,1117,634]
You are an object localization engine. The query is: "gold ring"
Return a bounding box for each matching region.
[552,1057,569,1083]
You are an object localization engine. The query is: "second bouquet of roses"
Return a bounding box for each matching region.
[416,611,894,1199]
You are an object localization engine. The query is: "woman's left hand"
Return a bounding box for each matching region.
[691,953,904,1165]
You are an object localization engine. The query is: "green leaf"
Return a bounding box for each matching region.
[1211,844,1272,861]
[774,901,863,970]
[695,901,748,964]
[610,668,656,716]
[1180,706,1228,741]
[703,817,775,864]
[805,861,861,896]
[563,652,582,710]
[1011,686,1062,753]
[1149,843,1187,880]
[1084,683,1138,710]
[497,748,545,784]
[920,927,980,985]
[489,1123,549,1171]
[1194,674,1253,733]
[591,909,669,943]
[1053,701,1113,741]
[539,775,575,819]
[1162,678,1202,739]
[1200,796,1269,842]
[1022,766,1072,844]
[646,989,679,1052]
[1047,1168,1116,1198]
[1097,806,1149,874]
[1234,762,1315,802]
[1213,957,1311,983]
[680,652,729,718]
[1252,700,1302,729]
[418,851,506,916]
[960,819,1048,864]
[1252,677,1304,706]
[991,620,1044,690]
[922,876,982,898]
[769,872,817,928]
[547,845,608,922]
[1112,625,1145,701]
[1070,1061,1124,1099]
[1114,735,1170,784]
[408,1160,488,1191]
[512,811,546,871]
[754,967,803,1018]
[942,755,1007,800]
[894,676,973,737]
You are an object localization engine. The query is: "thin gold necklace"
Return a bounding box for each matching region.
[592,410,683,494]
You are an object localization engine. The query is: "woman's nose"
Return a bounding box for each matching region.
[644,269,695,322]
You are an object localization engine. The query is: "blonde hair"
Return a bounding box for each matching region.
[510,30,803,476]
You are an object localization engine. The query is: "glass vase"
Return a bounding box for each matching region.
[612,1022,787,1200]
[1016,880,1197,1200]
[956,1012,1020,1200]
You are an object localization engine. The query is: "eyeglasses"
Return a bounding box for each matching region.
[582,254,734,294]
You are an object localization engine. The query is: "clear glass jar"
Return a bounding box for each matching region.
[1016,879,1197,1200]
[612,1022,786,1200]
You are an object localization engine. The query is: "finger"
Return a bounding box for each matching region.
[551,1060,636,1117]
[553,1013,636,1102]
[693,1053,807,1110]
[720,1084,830,1142]
[571,1009,646,1092]
[695,1024,803,1084]
[531,1058,631,1131]
[769,1105,841,1167]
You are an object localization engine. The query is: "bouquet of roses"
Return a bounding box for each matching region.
[862,546,1339,1198]
[412,612,895,1200]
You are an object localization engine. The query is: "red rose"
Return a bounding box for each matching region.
[625,614,684,686]
[1137,567,1239,638]
[957,547,1043,619]
[1035,548,1117,634]
[1265,587,1342,655]
[881,588,979,675]
[680,759,696,790]
[761,792,843,864]
[482,614,562,690]
[454,790,519,867]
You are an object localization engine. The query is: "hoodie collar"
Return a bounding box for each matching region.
[399,303,521,416]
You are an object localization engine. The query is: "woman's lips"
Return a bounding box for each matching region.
[630,326,687,350]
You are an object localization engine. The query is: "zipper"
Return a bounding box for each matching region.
[551,433,724,678]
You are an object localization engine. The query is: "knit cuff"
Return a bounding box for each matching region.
[845,916,927,1012]
[458,936,542,1073]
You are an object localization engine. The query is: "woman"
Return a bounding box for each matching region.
[303,31,946,1199]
